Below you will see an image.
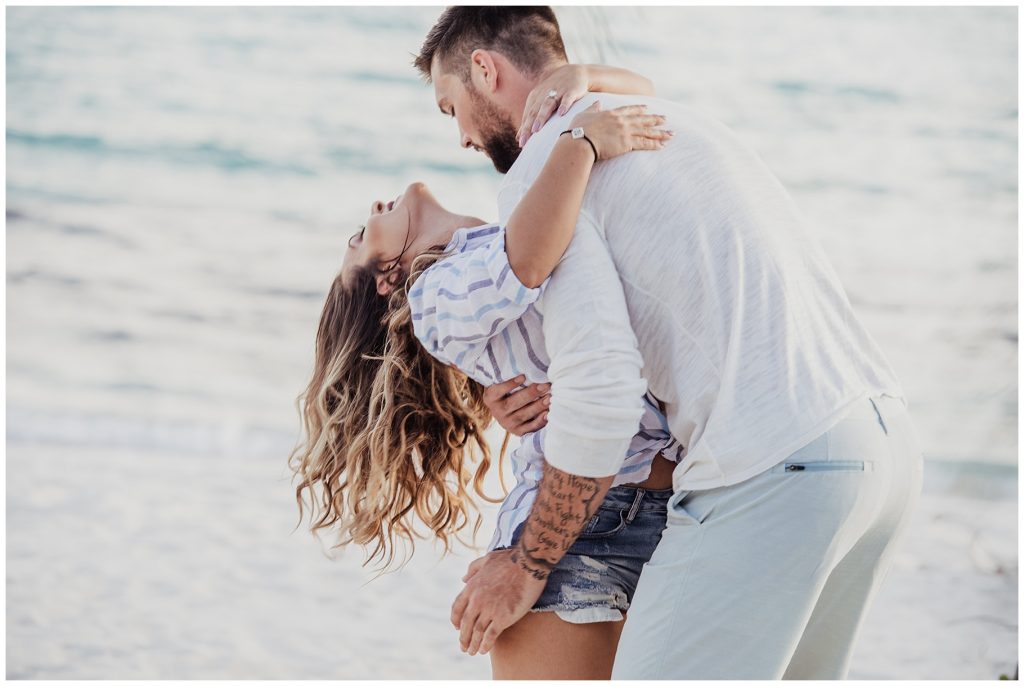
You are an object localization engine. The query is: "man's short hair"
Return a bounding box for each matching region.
[414,6,567,84]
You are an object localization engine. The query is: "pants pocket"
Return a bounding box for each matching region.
[774,460,874,473]
[665,490,705,527]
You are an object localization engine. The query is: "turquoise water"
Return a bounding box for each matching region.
[6,7,1018,486]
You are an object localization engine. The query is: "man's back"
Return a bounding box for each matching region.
[499,92,903,490]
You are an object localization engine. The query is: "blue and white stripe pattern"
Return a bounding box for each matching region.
[409,224,684,551]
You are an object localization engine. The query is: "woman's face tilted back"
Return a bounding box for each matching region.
[291,185,499,570]
[342,181,458,295]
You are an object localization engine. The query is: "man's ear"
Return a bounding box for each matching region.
[470,49,499,94]
[375,269,402,297]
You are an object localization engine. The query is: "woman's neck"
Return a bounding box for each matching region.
[408,205,488,258]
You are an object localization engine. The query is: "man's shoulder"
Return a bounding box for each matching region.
[507,92,712,178]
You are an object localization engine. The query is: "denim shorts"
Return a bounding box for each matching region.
[496,484,673,624]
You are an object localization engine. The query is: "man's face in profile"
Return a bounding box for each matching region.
[432,61,521,174]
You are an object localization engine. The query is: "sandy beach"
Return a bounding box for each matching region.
[5,437,1017,680]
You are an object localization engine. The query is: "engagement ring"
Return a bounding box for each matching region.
[546,89,558,98]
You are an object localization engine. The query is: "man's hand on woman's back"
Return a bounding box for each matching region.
[482,375,551,436]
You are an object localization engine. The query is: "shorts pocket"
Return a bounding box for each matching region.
[579,506,627,538]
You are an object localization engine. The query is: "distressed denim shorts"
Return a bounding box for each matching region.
[496,484,672,624]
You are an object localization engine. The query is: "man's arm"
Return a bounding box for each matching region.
[510,462,614,580]
[451,218,646,655]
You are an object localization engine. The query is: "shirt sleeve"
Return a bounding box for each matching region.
[408,229,545,369]
[539,214,649,477]
[497,181,530,225]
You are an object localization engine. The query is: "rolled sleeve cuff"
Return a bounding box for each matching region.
[543,430,636,478]
[485,230,547,306]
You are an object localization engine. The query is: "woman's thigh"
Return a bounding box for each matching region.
[490,611,626,680]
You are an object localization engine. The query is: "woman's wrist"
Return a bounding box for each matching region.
[582,64,603,92]
[554,132,597,166]
[559,128,599,162]
[584,64,634,93]
[583,64,655,97]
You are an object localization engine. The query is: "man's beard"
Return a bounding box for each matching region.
[467,86,522,174]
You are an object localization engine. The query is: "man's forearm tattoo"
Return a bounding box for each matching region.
[510,462,614,580]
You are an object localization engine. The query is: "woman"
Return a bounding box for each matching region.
[289,65,679,679]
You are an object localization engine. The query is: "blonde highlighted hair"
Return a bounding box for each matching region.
[288,252,504,571]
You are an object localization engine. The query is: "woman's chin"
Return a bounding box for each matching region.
[403,181,429,203]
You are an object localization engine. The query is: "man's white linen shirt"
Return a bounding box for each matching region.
[408,224,682,549]
[498,93,904,491]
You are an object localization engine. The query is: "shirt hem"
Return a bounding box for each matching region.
[673,387,905,492]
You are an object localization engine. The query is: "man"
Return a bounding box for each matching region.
[414,7,923,679]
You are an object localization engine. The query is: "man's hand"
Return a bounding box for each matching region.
[450,549,547,656]
[449,462,614,656]
[482,375,551,437]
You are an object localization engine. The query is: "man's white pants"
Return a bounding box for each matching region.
[612,395,924,680]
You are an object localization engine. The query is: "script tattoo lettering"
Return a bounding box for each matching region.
[509,462,614,580]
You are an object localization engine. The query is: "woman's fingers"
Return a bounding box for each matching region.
[625,113,672,148]
[623,115,668,132]
[522,91,597,145]
[611,103,650,116]
[570,104,672,159]
[630,135,667,151]
[556,89,586,116]
[521,94,560,145]
[518,87,545,144]
[530,94,561,134]
[633,114,667,127]
[636,126,673,140]
[518,102,539,145]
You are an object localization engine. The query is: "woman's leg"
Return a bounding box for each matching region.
[490,612,626,680]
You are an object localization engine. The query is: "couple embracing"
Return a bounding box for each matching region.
[290,7,923,680]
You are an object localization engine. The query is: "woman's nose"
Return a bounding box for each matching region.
[371,200,384,214]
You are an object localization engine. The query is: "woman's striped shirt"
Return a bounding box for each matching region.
[408,223,683,550]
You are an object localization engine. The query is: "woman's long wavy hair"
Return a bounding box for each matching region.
[288,250,505,572]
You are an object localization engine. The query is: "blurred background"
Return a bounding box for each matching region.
[6,5,1017,679]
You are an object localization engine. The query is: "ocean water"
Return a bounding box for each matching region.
[7,7,1018,484]
[5,7,1018,681]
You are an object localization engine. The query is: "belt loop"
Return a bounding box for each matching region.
[625,488,644,523]
[869,397,889,436]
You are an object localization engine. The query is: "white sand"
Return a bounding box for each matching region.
[6,442,1017,680]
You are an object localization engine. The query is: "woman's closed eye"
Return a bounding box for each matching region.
[348,226,365,249]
